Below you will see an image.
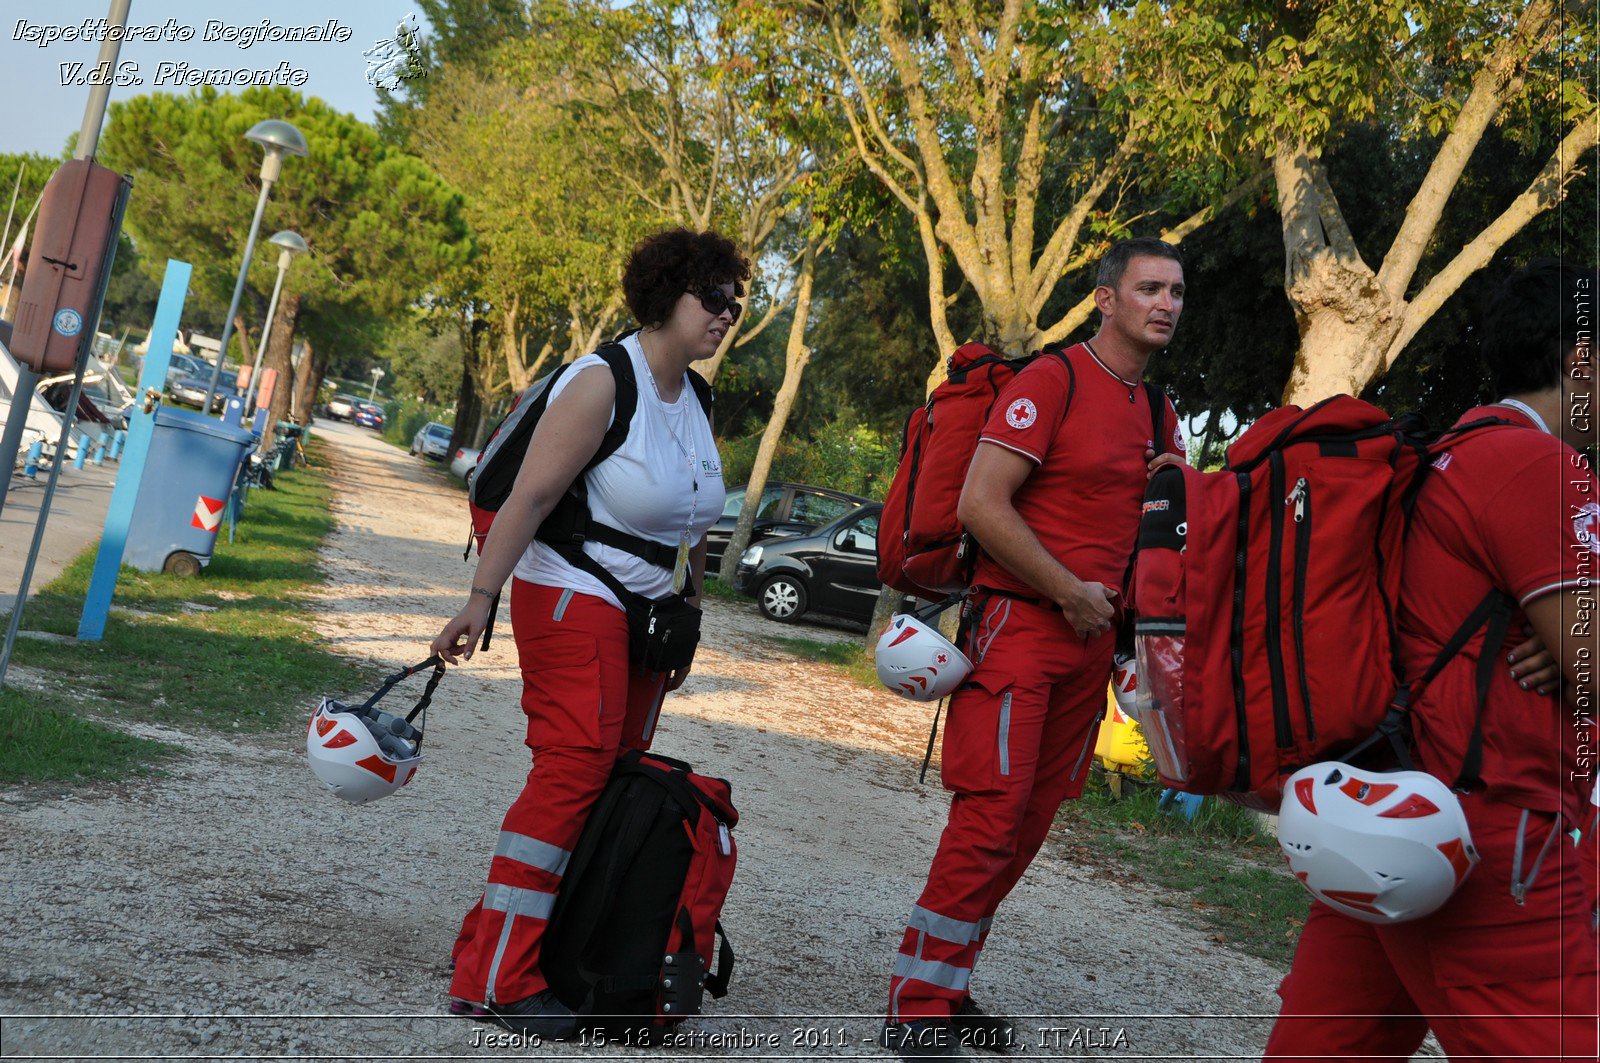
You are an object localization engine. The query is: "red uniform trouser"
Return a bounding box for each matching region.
[449,580,666,1006]
[1265,795,1599,1061]
[889,595,1112,1023]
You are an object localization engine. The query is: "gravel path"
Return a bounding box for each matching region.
[0,420,1296,1061]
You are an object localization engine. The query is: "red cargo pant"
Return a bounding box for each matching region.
[888,594,1113,1023]
[1265,796,1599,1061]
[449,579,666,1006]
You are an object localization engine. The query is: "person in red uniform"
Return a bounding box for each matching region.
[884,238,1188,1058]
[1265,259,1600,1061]
[430,229,745,1037]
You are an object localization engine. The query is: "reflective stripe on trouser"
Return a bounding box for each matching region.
[449,579,667,1006]
[889,598,1112,1023]
[1266,796,1599,1062]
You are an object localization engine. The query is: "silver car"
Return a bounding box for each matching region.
[411,421,453,459]
[450,446,481,483]
[327,394,359,421]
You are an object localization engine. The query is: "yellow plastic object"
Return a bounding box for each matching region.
[1095,685,1149,773]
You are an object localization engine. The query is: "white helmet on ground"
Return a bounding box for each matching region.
[875,613,972,702]
[1279,761,1479,924]
[306,698,422,804]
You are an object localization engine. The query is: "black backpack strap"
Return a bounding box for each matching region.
[704,920,735,999]
[918,698,946,786]
[685,367,713,419]
[552,540,695,609]
[533,342,683,571]
[1450,591,1515,791]
[1048,346,1078,420]
[1145,381,1168,455]
[588,342,639,470]
[1350,589,1515,785]
[477,590,502,653]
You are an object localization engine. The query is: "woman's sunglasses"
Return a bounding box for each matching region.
[694,287,741,323]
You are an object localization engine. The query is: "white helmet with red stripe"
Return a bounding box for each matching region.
[306,697,422,803]
[1278,761,1479,924]
[1110,651,1139,718]
[875,612,972,702]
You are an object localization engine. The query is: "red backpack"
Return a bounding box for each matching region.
[1130,396,1513,805]
[879,342,1167,601]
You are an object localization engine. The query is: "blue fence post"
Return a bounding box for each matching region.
[92,432,107,465]
[78,260,191,642]
[110,428,126,461]
[23,441,42,478]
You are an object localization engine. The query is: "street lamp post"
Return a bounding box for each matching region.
[200,119,309,413]
[242,229,307,413]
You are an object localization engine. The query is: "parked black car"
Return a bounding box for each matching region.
[733,504,887,624]
[705,481,872,570]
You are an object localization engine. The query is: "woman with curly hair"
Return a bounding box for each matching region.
[432,228,749,1035]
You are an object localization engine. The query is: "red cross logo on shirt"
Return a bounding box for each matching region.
[1005,398,1037,429]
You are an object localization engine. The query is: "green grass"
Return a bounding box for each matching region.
[0,445,371,784]
[701,575,743,602]
[0,687,179,784]
[767,633,880,688]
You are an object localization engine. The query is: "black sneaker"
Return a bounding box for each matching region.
[489,990,578,1040]
[953,998,1020,1054]
[882,1019,959,1058]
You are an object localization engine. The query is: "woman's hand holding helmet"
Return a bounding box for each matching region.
[433,588,495,664]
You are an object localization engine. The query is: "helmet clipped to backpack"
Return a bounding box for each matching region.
[875,604,972,702]
[306,656,447,804]
[1278,761,1480,924]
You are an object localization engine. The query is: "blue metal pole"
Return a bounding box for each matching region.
[73,440,87,469]
[23,441,41,478]
[92,432,107,465]
[77,260,191,642]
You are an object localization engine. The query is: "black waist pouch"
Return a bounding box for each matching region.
[625,593,702,672]
[562,546,703,672]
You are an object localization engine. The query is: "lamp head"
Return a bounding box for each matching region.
[268,230,309,256]
[246,119,309,182]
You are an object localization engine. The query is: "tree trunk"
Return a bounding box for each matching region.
[293,337,325,426]
[717,246,817,583]
[258,293,300,447]
[503,294,530,392]
[867,584,902,649]
[231,312,254,380]
[1273,144,1402,405]
[451,316,485,458]
[1273,0,1597,407]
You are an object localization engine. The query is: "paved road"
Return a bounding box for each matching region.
[0,460,117,613]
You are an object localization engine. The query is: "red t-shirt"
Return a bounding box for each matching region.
[1399,404,1599,823]
[970,342,1184,599]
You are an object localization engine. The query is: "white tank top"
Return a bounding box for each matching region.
[512,332,725,609]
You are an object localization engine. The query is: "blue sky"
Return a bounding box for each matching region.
[1,2,428,156]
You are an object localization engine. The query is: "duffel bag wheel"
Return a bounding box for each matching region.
[758,574,807,622]
[164,551,202,578]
